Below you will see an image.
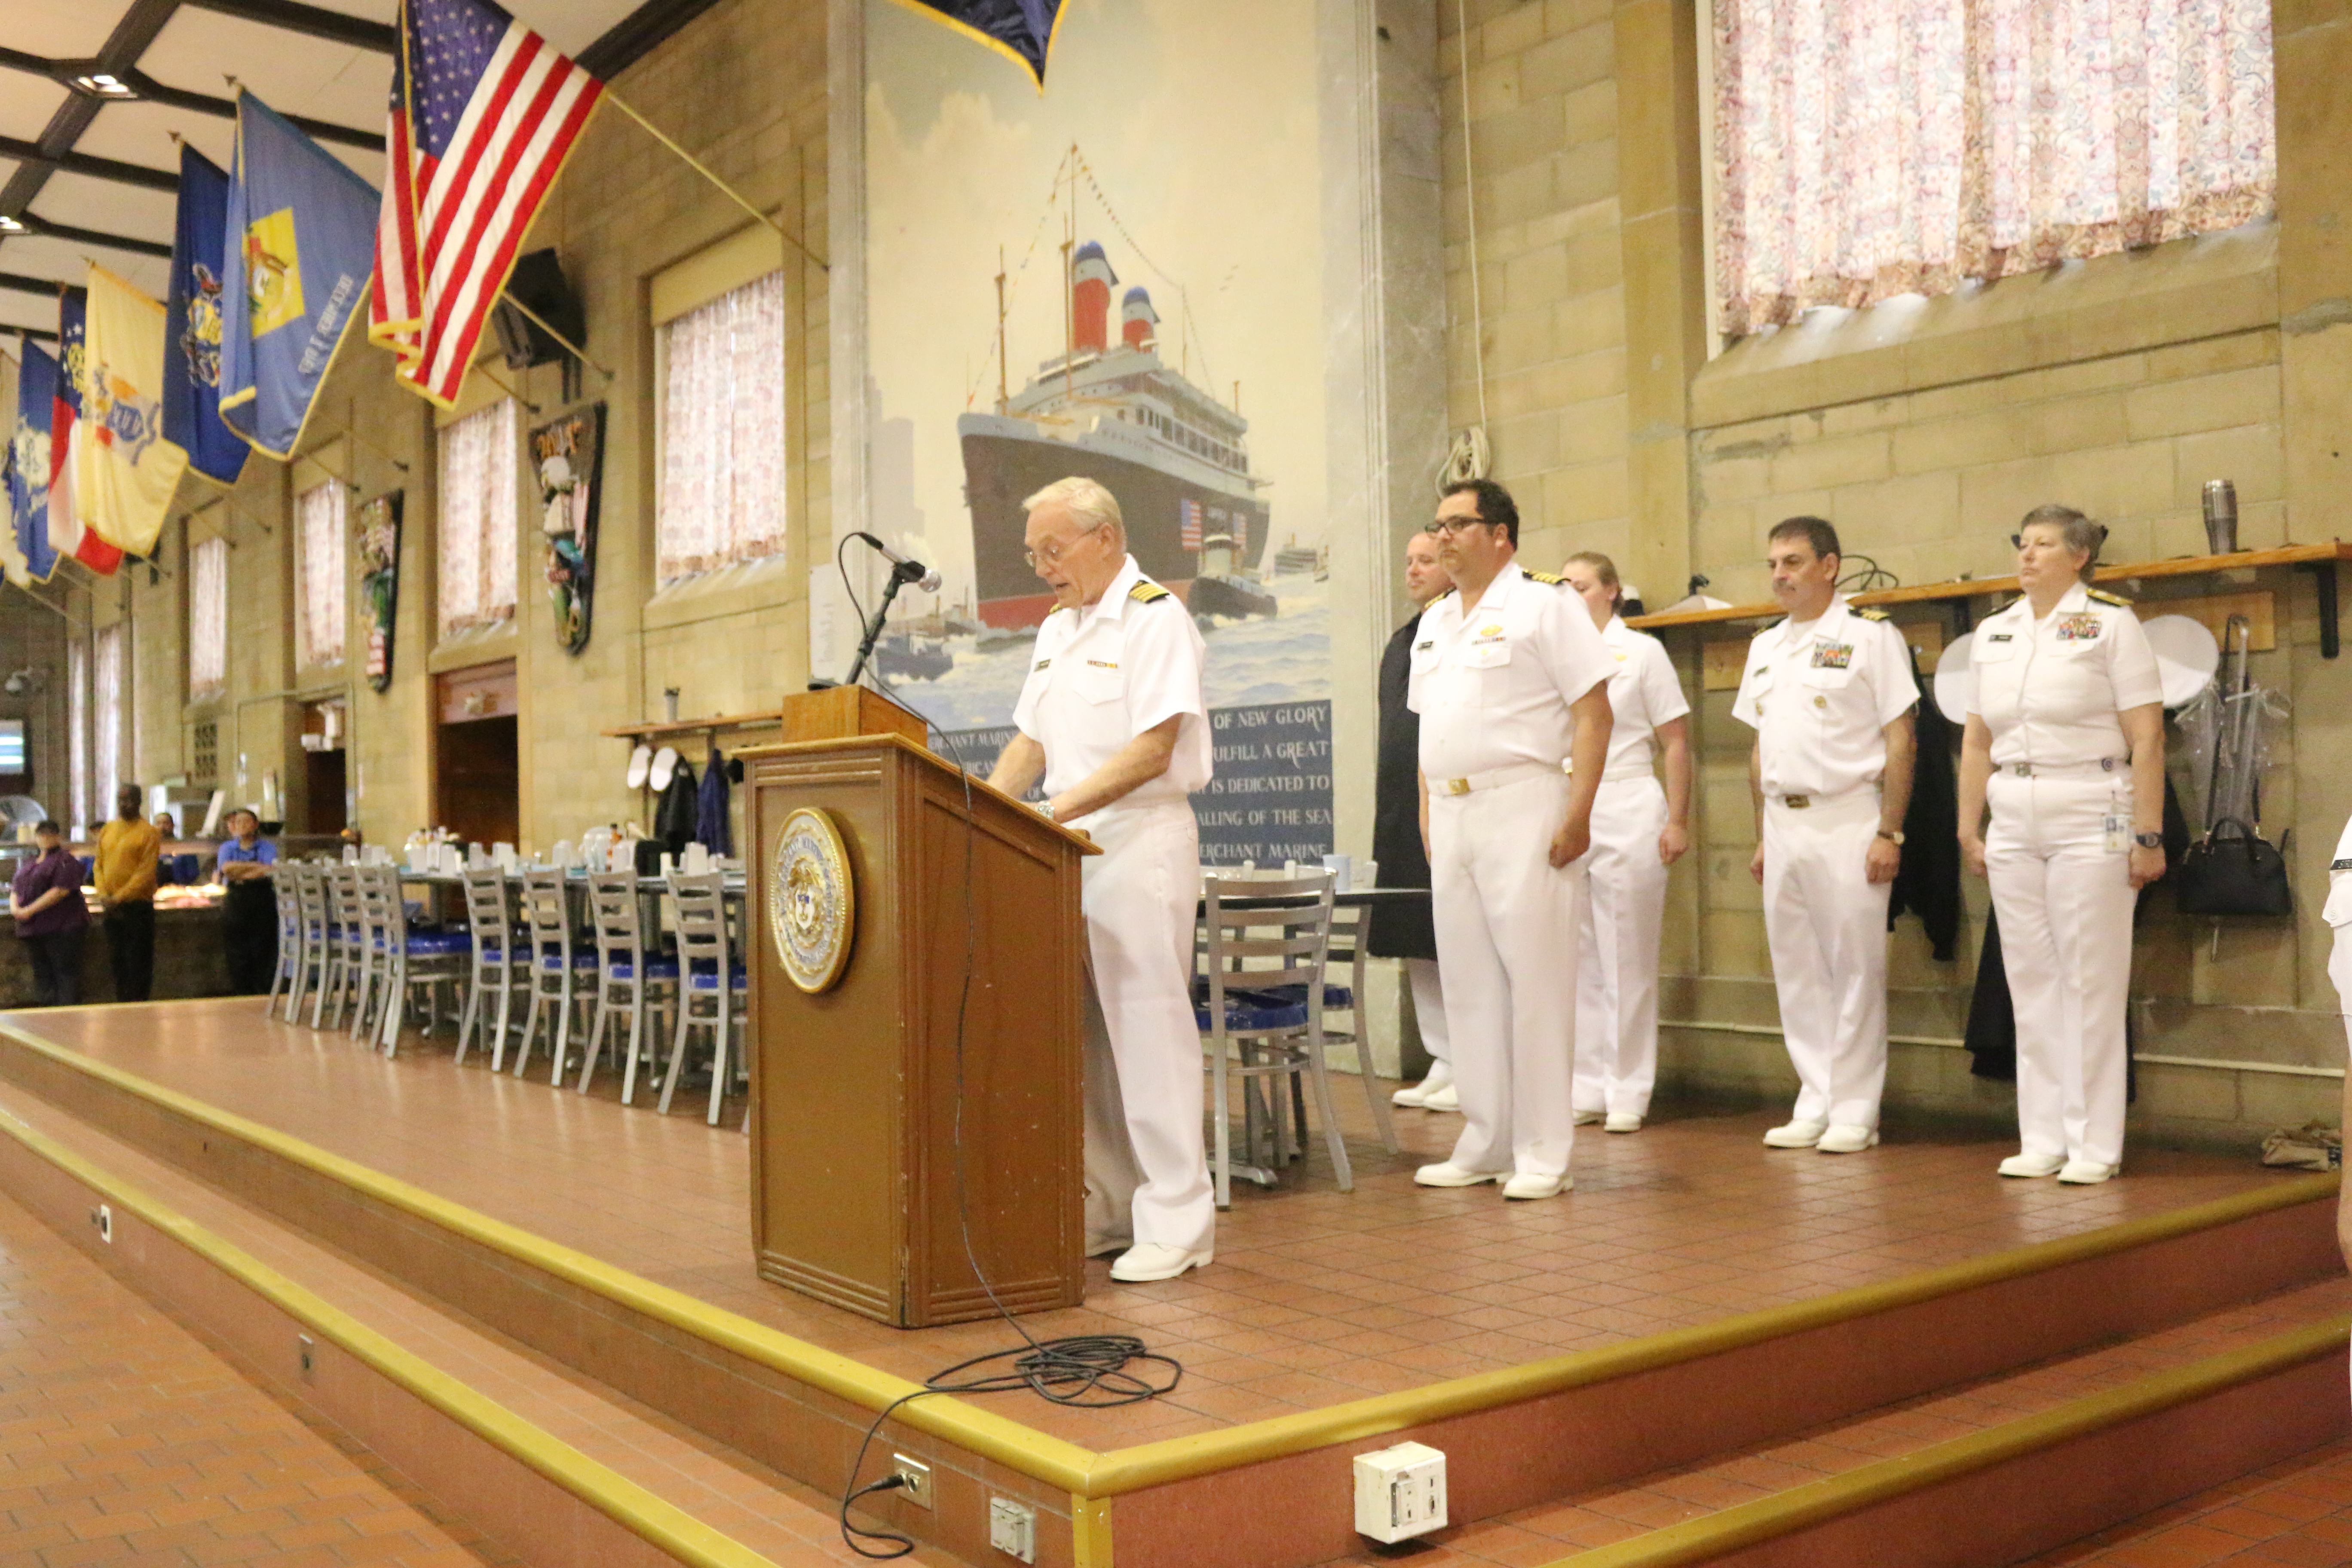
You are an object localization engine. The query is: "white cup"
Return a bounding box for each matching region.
[1358,859,1379,890]
[493,843,517,873]
[1320,853,1353,892]
[684,842,710,875]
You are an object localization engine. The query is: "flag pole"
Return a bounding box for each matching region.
[473,361,539,415]
[496,291,614,383]
[603,92,828,271]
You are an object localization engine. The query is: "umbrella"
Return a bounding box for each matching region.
[900,0,1067,89]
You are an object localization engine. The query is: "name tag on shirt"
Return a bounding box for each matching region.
[1988,633,2014,643]
[2103,813,2130,853]
[1033,658,1051,671]
[1811,642,1853,669]
[2056,614,2104,642]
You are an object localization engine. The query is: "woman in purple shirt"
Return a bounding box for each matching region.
[11,821,91,1005]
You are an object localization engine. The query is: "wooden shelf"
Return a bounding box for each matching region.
[601,710,785,741]
[1629,540,2351,656]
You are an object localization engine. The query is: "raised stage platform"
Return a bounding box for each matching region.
[0,997,2340,1568]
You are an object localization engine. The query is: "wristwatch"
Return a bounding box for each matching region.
[1875,829,1905,845]
[2133,830,2163,849]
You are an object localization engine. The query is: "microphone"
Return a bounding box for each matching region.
[852,531,942,593]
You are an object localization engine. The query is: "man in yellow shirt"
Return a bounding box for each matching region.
[94,784,160,1002]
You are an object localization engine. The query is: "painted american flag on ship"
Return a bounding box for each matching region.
[371,0,602,407]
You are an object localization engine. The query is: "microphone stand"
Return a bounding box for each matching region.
[812,558,929,691]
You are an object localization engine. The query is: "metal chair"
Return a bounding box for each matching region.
[272,862,318,1022]
[578,870,679,1100]
[346,866,397,1044]
[1196,868,1352,1207]
[454,868,522,1070]
[513,868,597,1082]
[1273,898,1400,1159]
[312,864,366,1030]
[657,871,747,1125]
[369,864,471,1055]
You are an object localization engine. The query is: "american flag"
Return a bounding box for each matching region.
[372,0,601,407]
[1179,497,1202,552]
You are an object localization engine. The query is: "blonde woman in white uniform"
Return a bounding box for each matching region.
[1959,505,2165,1185]
[1560,552,1692,1132]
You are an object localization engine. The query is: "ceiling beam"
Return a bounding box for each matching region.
[2,326,62,343]
[0,138,179,194]
[180,0,395,52]
[578,0,727,79]
[0,272,71,296]
[122,72,383,151]
[9,214,174,260]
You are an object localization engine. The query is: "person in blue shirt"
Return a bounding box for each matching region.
[216,807,279,994]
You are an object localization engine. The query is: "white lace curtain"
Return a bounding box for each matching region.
[95,623,123,822]
[658,270,787,582]
[189,536,227,697]
[297,482,347,668]
[1713,0,2276,335]
[438,398,519,637]
[67,637,88,832]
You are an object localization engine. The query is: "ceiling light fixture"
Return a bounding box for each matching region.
[0,215,25,233]
[72,73,136,98]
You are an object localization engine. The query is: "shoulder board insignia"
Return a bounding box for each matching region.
[2086,588,2131,607]
[1854,608,1890,622]
[1129,582,1171,603]
[1523,570,1565,585]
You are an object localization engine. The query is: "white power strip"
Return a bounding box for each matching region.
[1353,1441,1447,1543]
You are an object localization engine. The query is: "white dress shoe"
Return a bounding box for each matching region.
[1421,1081,1460,1112]
[1762,1118,1828,1148]
[1998,1152,2066,1179]
[1393,1060,1455,1108]
[1392,1081,1432,1108]
[1573,1109,1606,1126]
[1604,1114,1643,1134]
[1501,1171,1570,1200]
[1414,1161,1504,1188]
[1816,1124,1879,1154]
[2057,1160,2119,1185]
[1109,1243,1212,1282]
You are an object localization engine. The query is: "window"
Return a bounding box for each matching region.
[189,536,228,697]
[68,637,88,833]
[296,481,347,666]
[1711,0,2275,336]
[438,398,519,637]
[95,623,123,824]
[657,270,786,582]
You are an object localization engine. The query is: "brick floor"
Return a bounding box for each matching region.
[0,1183,511,1568]
[2020,1436,2352,1567]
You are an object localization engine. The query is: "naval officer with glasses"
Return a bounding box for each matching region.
[988,476,1217,1284]
[1409,478,1616,1201]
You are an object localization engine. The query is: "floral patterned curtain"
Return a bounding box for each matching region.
[438,398,519,637]
[657,270,787,583]
[297,482,347,668]
[189,536,227,697]
[1713,0,2275,335]
[95,624,123,822]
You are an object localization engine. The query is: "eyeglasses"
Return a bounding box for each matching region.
[1023,520,1108,569]
[1429,516,1492,536]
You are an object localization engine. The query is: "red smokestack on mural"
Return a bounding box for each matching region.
[1121,285,1159,351]
[1072,240,1116,353]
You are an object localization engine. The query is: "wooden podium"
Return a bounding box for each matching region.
[738,689,1096,1326]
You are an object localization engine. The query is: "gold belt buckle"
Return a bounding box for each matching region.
[1783,794,1810,809]
[1446,778,1471,796]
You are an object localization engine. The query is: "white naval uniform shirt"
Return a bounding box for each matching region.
[1967,583,2163,767]
[1585,616,1690,777]
[1732,596,1918,799]
[1406,562,1617,781]
[1012,554,1212,808]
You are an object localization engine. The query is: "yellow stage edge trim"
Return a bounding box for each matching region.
[0,1020,1100,1494]
[1071,1492,1113,1568]
[1533,1314,2352,1568]
[0,1104,790,1568]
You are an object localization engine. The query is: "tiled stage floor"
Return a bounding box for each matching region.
[0,998,2310,1453]
[0,1182,514,1568]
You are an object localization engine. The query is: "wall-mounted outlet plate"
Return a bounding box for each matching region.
[890,1454,933,1510]
[91,1204,112,1243]
[988,1496,1037,1562]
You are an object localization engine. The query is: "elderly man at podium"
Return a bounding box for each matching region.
[988,477,1218,1284]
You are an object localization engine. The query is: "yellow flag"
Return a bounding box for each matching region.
[77,265,191,555]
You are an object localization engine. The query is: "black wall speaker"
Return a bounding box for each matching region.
[491,250,585,370]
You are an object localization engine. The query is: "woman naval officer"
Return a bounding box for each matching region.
[1558,552,1692,1132]
[1958,505,2166,1185]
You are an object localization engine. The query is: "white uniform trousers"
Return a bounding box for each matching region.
[1406,959,1449,1067]
[1429,769,1583,1180]
[1075,799,1216,1256]
[1984,774,2138,1169]
[1573,775,1668,1119]
[1761,787,1892,1129]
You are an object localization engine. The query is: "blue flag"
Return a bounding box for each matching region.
[902,0,1066,87]
[8,346,61,583]
[220,92,378,459]
[166,144,245,486]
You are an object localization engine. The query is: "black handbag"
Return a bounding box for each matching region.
[2174,815,2291,916]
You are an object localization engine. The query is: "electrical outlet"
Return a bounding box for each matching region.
[91,1204,112,1244]
[890,1454,932,1510]
[297,1335,316,1382]
[1354,1441,1447,1543]
[987,1496,1036,1562]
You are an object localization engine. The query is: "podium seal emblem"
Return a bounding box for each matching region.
[770,807,855,993]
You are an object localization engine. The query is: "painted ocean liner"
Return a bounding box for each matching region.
[959,237,1275,628]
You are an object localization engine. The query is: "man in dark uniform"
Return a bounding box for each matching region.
[1370,528,1457,1109]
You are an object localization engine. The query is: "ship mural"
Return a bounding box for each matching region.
[959,236,1277,628]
